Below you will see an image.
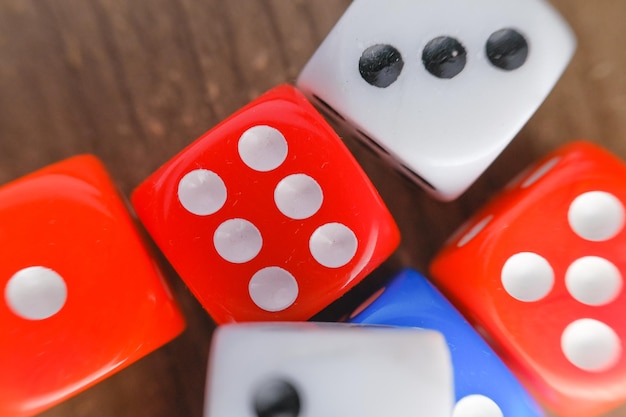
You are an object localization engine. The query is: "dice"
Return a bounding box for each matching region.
[349,268,543,417]
[297,0,575,200]
[0,155,185,417]
[132,84,399,324]
[430,141,626,417]
[204,322,453,417]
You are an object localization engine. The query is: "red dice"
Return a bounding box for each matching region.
[0,155,185,417]
[132,85,399,323]
[430,141,626,417]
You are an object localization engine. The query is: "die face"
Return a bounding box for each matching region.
[297,0,575,200]
[204,322,453,417]
[132,84,399,324]
[430,142,626,417]
[349,268,544,417]
[0,156,185,417]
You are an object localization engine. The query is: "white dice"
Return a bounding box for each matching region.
[297,0,576,200]
[204,322,453,417]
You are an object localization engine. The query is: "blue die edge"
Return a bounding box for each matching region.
[348,268,544,417]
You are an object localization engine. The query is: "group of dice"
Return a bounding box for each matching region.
[3,0,624,416]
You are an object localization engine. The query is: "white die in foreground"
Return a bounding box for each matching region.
[204,322,453,417]
[297,0,576,201]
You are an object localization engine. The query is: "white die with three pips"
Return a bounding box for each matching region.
[297,0,576,200]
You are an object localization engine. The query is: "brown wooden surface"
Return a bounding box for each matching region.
[0,1,625,416]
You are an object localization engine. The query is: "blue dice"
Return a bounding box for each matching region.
[349,268,544,417]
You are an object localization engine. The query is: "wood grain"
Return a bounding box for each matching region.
[0,1,624,416]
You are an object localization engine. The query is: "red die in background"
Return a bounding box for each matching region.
[132,84,399,324]
[0,155,185,417]
[430,141,626,417]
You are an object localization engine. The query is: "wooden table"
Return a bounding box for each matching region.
[0,1,625,416]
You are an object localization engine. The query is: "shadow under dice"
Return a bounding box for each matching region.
[132,85,399,324]
[0,155,185,417]
[430,141,626,417]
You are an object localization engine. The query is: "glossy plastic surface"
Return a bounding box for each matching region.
[297,0,575,200]
[132,84,399,323]
[204,322,453,417]
[430,141,626,417]
[349,268,544,417]
[0,155,185,417]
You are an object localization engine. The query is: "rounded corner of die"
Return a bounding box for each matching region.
[63,153,103,168]
[129,178,158,215]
